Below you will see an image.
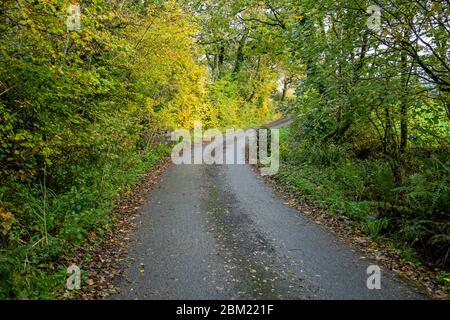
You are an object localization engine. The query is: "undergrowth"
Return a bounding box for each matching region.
[276,126,450,277]
[0,144,170,299]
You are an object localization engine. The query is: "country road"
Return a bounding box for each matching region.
[113,120,424,300]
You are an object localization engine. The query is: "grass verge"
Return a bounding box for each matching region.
[0,144,171,299]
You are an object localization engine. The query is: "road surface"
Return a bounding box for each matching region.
[113,119,423,300]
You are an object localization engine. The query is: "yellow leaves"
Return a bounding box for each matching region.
[124,2,211,130]
[145,98,157,114]
[107,12,116,21]
[19,19,33,26]
[97,12,116,22]
[0,207,14,236]
[42,0,58,5]
[82,32,92,42]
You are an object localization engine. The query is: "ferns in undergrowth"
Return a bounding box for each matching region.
[278,123,450,269]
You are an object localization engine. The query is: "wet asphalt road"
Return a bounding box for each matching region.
[113,120,424,300]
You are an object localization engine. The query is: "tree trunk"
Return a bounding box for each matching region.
[233,32,247,75]
[399,31,410,153]
[281,77,289,102]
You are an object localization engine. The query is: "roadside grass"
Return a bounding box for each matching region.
[276,126,373,225]
[0,144,171,299]
[274,125,449,285]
